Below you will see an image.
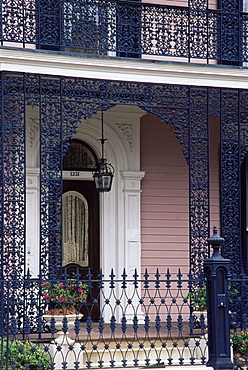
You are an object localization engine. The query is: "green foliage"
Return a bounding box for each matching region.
[187,281,239,311]
[187,286,207,311]
[42,279,88,310]
[0,339,50,370]
[231,331,248,356]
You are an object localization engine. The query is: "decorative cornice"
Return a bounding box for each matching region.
[115,123,133,152]
[0,48,248,89]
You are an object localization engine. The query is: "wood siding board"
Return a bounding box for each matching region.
[140,114,220,274]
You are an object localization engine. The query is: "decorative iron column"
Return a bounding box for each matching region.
[220,89,244,277]
[40,77,63,279]
[189,87,210,278]
[0,72,26,334]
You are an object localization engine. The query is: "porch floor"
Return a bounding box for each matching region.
[20,323,206,343]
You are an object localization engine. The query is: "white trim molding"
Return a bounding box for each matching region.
[1,47,248,89]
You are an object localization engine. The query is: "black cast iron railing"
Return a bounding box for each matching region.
[1,225,247,369]
[0,269,209,369]
[1,0,248,64]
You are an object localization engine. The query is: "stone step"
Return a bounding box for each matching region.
[48,337,208,369]
[83,341,208,367]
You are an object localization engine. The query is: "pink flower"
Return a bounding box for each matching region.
[59,283,64,287]
[44,294,50,299]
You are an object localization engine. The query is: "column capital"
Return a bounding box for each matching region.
[121,171,145,192]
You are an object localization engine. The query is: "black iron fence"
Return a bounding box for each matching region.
[3,227,248,369]
[0,269,209,369]
[1,0,248,64]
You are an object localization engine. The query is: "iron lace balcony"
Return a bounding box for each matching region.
[1,0,248,65]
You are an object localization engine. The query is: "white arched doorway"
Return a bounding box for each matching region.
[72,105,145,280]
[25,105,145,286]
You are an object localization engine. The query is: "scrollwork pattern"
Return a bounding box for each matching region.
[28,118,39,147]
[40,78,63,278]
[115,123,133,152]
[2,74,26,280]
[1,73,26,334]
[2,72,248,301]
[189,87,209,278]
[1,0,247,63]
[220,89,242,277]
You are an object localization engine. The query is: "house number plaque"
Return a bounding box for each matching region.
[70,171,80,177]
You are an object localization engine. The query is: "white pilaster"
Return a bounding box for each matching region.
[122,171,145,323]
[122,171,145,275]
[26,168,40,277]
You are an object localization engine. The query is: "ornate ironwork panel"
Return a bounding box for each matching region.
[39,0,61,49]
[4,72,248,333]
[242,13,248,62]
[39,77,63,278]
[207,88,248,281]
[209,88,221,118]
[240,90,248,153]
[220,12,241,63]
[61,77,189,109]
[25,75,40,107]
[0,73,26,335]
[188,0,207,10]
[220,0,240,13]
[1,0,248,63]
[144,106,190,163]
[220,89,244,277]
[189,10,208,59]
[1,0,38,44]
[39,76,211,280]
[189,87,209,278]
[1,73,240,287]
[1,73,26,280]
[60,78,211,278]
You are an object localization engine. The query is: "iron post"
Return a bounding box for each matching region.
[204,226,233,369]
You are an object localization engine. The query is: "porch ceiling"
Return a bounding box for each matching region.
[1,47,248,89]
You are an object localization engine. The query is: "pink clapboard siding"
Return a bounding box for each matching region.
[140,114,220,276]
[140,114,189,276]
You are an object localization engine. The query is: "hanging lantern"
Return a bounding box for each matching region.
[92,112,114,192]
